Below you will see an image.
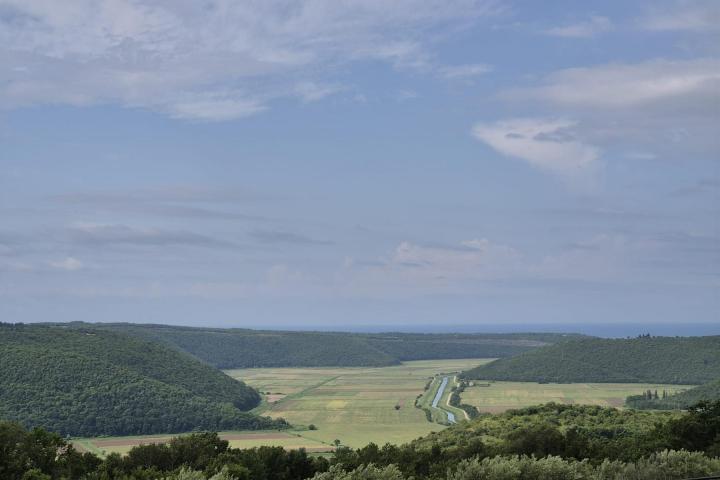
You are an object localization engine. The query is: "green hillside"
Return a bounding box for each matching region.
[627,379,720,410]
[83,323,577,368]
[461,336,720,384]
[4,402,720,480]
[0,323,284,437]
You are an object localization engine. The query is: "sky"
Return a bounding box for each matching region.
[0,0,718,331]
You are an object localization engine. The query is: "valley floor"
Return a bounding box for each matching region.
[459,381,695,413]
[225,359,484,448]
[74,359,696,455]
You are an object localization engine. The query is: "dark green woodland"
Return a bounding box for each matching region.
[73,323,576,368]
[0,323,284,437]
[461,335,720,384]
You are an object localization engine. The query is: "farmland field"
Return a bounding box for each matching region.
[459,381,695,413]
[73,359,696,456]
[73,430,332,457]
[225,359,488,448]
[74,358,486,455]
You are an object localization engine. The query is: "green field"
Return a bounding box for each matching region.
[225,359,485,448]
[74,359,697,456]
[73,430,333,457]
[459,381,695,413]
[75,359,483,455]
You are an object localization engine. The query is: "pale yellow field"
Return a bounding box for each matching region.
[460,381,695,413]
[76,359,489,456]
[225,358,488,447]
[74,430,333,457]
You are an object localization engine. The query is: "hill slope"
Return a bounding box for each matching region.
[627,379,720,410]
[0,323,284,436]
[83,323,578,368]
[461,336,720,384]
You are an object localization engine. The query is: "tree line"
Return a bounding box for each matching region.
[462,336,720,384]
[0,324,285,436]
[3,401,719,479]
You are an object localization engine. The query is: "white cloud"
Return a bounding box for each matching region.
[165,93,267,122]
[66,222,232,248]
[347,239,522,294]
[293,82,344,103]
[472,118,600,177]
[544,16,612,38]
[642,1,720,32]
[0,0,499,120]
[496,58,720,161]
[437,63,493,79]
[390,239,519,276]
[509,58,720,110]
[49,257,83,271]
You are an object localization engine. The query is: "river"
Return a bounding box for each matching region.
[431,376,456,424]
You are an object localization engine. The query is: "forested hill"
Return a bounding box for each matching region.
[78,323,578,368]
[0,323,284,437]
[627,379,720,410]
[461,336,720,384]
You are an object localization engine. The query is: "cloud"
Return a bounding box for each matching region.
[164,94,267,122]
[641,1,720,32]
[354,239,522,291]
[437,63,493,79]
[66,222,233,248]
[294,82,344,103]
[250,230,332,245]
[395,90,419,101]
[49,257,83,271]
[472,118,600,177]
[0,0,499,120]
[53,185,261,204]
[494,59,720,161]
[508,58,720,111]
[51,186,268,220]
[544,16,612,38]
[669,178,720,197]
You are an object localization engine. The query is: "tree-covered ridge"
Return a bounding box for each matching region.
[3,402,720,479]
[79,322,579,368]
[627,379,720,410]
[0,324,285,436]
[461,336,720,384]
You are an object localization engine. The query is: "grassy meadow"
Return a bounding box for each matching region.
[73,430,333,457]
[459,381,695,413]
[225,359,487,448]
[73,359,696,456]
[74,359,485,455]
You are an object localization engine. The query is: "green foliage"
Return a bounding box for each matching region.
[0,323,286,436]
[312,464,405,480]
[322,452,720,480]
[449,381,480,419]
[627,379,720,410]
[3,404,720,480]
[445,451,720,480]
[462,336,720,384]
[328,402,720,479]
[0,421,98,480]
[82,323,575,368]
[0,424,329,480]
[664,401,720,456]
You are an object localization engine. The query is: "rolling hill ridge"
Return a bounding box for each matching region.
[626,379,720,410]
[0,323,284,436]
[81,322,578,368]
[461,336,720,384]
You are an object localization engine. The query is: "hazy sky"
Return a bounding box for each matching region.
[1,0,718,329]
